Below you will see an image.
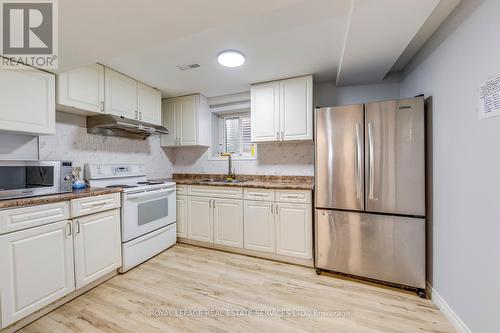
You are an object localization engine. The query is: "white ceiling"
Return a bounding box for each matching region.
[58,0,460,97]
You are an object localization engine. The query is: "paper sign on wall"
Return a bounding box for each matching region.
[479,73,500,119]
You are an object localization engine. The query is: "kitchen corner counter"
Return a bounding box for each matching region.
[171,174,314,190]
[0,187,122,210]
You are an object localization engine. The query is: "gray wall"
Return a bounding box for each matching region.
[400,0,499,331]
[314,81,400,107]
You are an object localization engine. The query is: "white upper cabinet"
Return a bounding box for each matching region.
[57,66,161,125]
[137,82,162,125]
[178,95,198,145]
[161,98,177,146]
[104,68,138,120]
[0,67,55,135]
[251,75,312,142]
[57,63,105,115]
[161,94,211,147]
[250,81,280,142]
[280,76,313,141]
[103,67,162,125]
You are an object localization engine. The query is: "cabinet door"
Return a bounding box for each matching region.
[280,75,313,141]
[0,221,75,328]
[178,95,198,146]
[213,199,243,248]
[187,196,212,242]
[137,82,162,125]
[176,195,188,238]
[244,200,275,253]
[251,81,280,142]
[0,67,55,135]
[57,64,104,114]
[161,98,178,147]
[275,203,312,259]
[104,68,138,119]
[73,210,122,289]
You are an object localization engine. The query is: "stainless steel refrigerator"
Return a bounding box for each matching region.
[315,97,426,291]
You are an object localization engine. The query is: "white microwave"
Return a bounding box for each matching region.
[0,161,73,200]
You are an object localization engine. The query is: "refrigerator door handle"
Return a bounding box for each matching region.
[368,122,376,200]
[355,123,362,199]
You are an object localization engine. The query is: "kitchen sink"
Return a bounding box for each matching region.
[198,179,248,184]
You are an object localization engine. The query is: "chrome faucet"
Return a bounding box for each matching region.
[221,153,235,180]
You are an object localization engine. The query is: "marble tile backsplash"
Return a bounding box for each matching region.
[170,141,314,176]
[38,112,175,179]
[1,112,313,178]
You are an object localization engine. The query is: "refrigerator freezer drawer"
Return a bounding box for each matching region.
[315,209,425,289]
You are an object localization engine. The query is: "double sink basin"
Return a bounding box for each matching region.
[198,179,248,184]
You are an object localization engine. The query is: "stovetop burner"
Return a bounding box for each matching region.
[137,181,164,185]
[106,185,138,189]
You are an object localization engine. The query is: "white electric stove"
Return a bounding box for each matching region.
[85,164,177,272]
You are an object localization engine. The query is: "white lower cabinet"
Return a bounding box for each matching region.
[0,196,123,329]
[213,199,243,248]
[73,209,122,289]
[187,196,213,242]
[176,195,188,238]
[244,200,275,253]
[0,220,75,328]
[275,203,312,259]
[182,186,312,262]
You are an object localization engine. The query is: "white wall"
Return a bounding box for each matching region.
[0,134,38,160]
[400,0,499,331]
[38,112,174,179]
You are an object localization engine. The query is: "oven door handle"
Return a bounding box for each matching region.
[125,188,175,200]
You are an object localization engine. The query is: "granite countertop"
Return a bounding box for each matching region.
[0,187,122,210]
[170,174,314,190]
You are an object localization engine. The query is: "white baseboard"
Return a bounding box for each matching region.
[427,282,472,333]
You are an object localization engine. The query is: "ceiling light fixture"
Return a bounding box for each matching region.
[217,50,245,68]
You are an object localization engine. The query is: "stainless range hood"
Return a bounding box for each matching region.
[87,114,168,140]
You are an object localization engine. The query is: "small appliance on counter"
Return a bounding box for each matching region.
[0,160,73,200]
[85,163,177,272]
[71,166,87,189]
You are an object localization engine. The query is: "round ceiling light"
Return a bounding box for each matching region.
[217,50,245,68]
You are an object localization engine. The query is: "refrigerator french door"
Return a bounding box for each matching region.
[315,97,426,289]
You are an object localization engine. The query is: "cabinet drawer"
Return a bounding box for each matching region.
[0,201,70,235]
[71,193,121,218]
[275,190,312,203]
[176,185,188,195]
[244,188,275,201]
[188,185,243,199]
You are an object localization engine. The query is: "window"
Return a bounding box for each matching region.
[211,112,256,159]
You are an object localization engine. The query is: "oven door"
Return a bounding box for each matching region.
[122,187,176,242]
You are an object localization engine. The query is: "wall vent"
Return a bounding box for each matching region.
[176,63,200,71]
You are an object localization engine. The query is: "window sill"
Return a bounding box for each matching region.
[208,155,257,161]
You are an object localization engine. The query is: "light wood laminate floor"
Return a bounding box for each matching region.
[20,244,455,333]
